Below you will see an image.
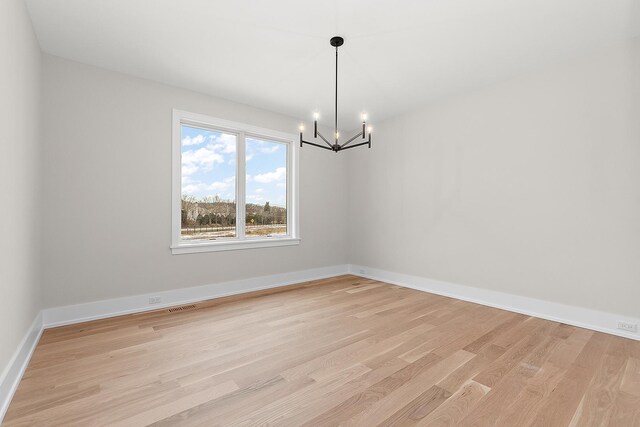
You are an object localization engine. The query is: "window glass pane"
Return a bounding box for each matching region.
[180,125,236,240]
[245,137,287,237]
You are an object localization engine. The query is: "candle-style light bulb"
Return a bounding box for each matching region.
[313,114,318,138]
[361,112,368,122]
[299,123,305,132]
[368,126,373,134]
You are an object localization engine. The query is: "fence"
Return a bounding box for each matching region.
[181,223,287,240]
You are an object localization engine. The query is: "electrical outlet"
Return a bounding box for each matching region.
[149,296,162,305]
[617,321,638,333]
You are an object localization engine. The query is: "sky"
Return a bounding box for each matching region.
[181,125,287,208]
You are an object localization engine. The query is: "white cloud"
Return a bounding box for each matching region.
[183,132,236,150]
[182,134,206,146]
[254,167,286,184]
[182,165,200,176]
[181,131,239,176]
[182,176,235,195]
[260,145,280,154]
[255,188,264,193]
[215,134,236,154]
[182,145,225,176]
[245,139,281,161]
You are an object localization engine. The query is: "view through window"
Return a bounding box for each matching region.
[179,124,289,243]
[180,125,237,240]
[245,137,287,237]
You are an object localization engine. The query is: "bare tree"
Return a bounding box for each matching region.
[181,195,198,227]
[202,195,215,226]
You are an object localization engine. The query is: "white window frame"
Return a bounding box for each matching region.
[171,109,300,254]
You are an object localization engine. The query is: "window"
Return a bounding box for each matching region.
[172,110,299,254]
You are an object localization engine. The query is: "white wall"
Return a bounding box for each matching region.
[0,0,42,380]
[41,55,348,307]
[35,34,640,322]
[347,38,640,318]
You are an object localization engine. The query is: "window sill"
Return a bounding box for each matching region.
[171,237,300,255]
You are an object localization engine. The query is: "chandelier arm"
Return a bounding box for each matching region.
[314,130,334,148]
[340,131,365,148]
[301,139,334,151]
[339,139,371,151]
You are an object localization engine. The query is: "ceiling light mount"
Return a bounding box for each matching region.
[300,36,371,153]
[329,36,344,47]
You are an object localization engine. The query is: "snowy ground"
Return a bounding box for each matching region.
[181,224,286,240]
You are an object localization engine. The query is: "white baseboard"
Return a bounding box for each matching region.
[0,312,43,424]
[348,264,640,341]
[42,264,350,328]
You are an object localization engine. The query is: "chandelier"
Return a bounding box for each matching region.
[299,36,372,153]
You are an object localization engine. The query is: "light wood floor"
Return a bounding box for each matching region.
[4,275,640,426]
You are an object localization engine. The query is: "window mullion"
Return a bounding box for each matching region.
[287,143,292,238]
[237,131,246,240]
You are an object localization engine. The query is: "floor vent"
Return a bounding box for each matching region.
[167,304,197,313]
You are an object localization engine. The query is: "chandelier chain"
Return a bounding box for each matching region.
[335,46,338,143]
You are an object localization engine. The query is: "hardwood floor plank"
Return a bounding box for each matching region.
[457,322,561,426]
[109,380,239,427]
[471,320,556,388]
[620,357,640,397]
[416,380,490,426]
[378,384,452,426]
[343,350,475,426]
[575,356,626,424]
[300,353,442,426]
[4,274,640,427]
[528,332,611,426]
[494,362,566,426]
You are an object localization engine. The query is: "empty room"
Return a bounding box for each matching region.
[1,0,639,425]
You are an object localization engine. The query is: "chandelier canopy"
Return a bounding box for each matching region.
[299,36,372,153]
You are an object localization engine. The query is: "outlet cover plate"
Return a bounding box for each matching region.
[617,321,638,333]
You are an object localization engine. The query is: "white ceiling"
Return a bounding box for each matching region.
[25,0,640,129]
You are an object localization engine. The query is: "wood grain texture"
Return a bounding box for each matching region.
[4,275,640,426]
